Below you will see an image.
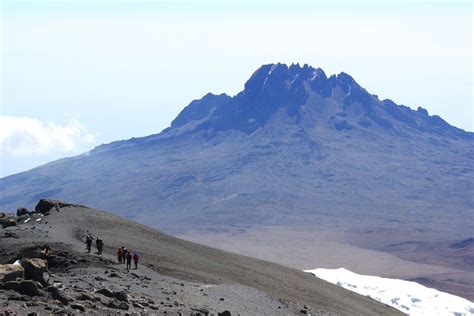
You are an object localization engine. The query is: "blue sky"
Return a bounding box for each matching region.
[1,0,472,177]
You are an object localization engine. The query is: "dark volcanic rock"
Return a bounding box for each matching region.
[108,272,121,278]
[21,258,48,286]
[46,286,70,304]
[96,288,114,298]
[114,290,128,302]
[3,280,42,297]
[34,199,82,214]
[76,293,93,301]
[16,207,28,217]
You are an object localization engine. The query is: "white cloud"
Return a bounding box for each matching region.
[0,116,95,157]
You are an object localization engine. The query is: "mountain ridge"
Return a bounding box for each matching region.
[87,62,471,156]
[168,63,471,138]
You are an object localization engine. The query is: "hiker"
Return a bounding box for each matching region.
[96,237,104,255]
[86,234,93,253]
[42,244,50,256]
[122,247,128,265]
[126,250,132,270]
[133,252,139,269]
[117,247,123,263]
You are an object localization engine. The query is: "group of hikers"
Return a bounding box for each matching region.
[84,233,139,270]
[116,246,139,270]
[85,234,103,254]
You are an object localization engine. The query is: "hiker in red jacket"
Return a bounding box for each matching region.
[133,252,139,269]
[117,247,123,263]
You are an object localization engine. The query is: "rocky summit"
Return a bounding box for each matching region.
[0,63,473,299]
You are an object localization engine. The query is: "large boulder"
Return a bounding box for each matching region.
[2,280,42,297]
[21,258,48,286]
[34,199,80,214]
[0,264,24,282]
[114,290,128,302]
[96,288,114,298]
[16,207,28,217]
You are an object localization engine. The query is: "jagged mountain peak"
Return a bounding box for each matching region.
[244,63,327,95]
[91,63,471,157]
[167,63,470,138]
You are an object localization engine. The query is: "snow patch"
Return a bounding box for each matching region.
[268,64,278,76]
[305,267,474,316]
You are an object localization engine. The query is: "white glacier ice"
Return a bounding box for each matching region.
[304,267,474,316]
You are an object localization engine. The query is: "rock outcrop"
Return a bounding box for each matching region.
[21,258,48,286]
[16,207,28,217]
[34,199,82,214]
[0,263,24,282]
[2,280,43,297]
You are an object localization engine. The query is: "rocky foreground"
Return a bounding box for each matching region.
[0,199,401,315]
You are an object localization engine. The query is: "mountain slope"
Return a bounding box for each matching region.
[0,200,402,315]
[1,63,471,228]
[1,63,473,298]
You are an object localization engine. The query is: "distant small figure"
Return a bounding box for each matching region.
[133,252,139,269]
[96,237,104,255]
[122,247,128,265]
[117,247,123,263]
[126,250,132,270]
[86,234,93,253]
[42,244,50,256]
